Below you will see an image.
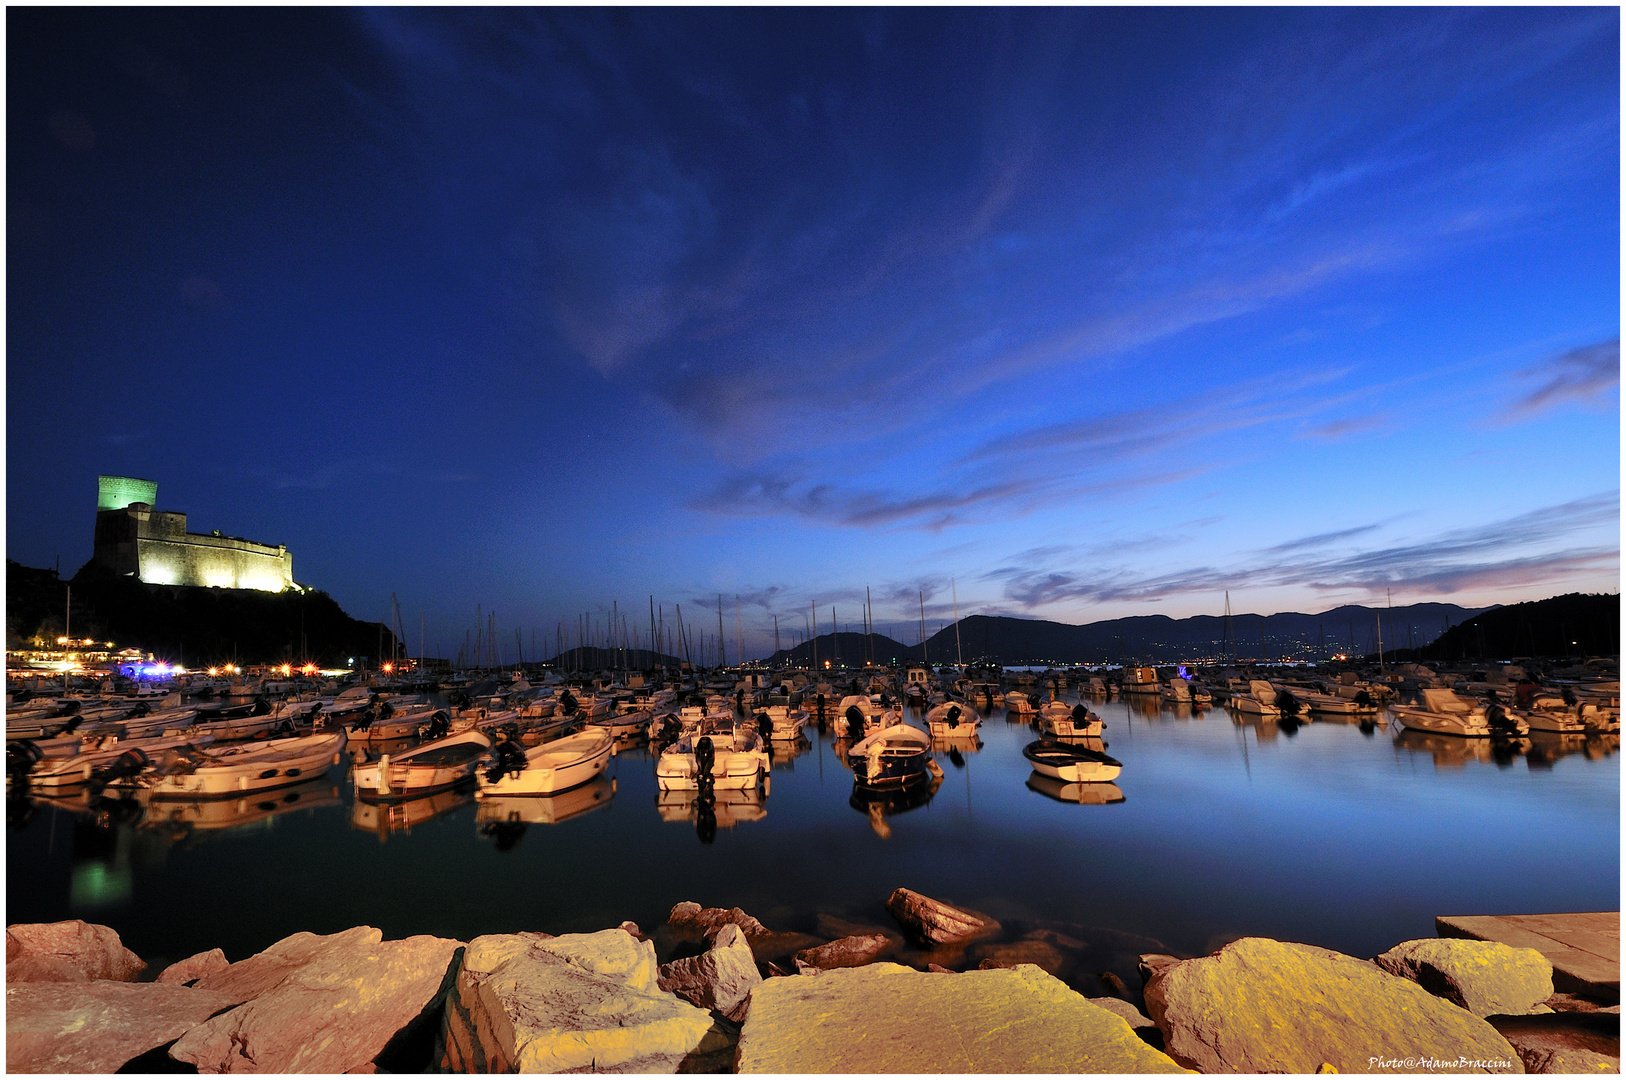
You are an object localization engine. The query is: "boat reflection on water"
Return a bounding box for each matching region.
[849,771,944,839]
[1393,729,1528,769]
[138,778,340,842]
[931,736,984,770]
[1126,695,1162,721]
[477,776,615,852]
[1025,772,1126,805]
[28,787,146,829]
[350,785,474,841]
[657,786,767,844]
[767,736,812,771]
[1524,732,1619,769]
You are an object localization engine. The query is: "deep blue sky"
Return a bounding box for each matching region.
[8,8,1619,660]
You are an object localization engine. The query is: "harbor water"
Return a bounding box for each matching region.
[8,694,1618,990]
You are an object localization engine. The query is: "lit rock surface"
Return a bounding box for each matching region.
[1518,1047,1618,1073]
[1144,938,1522,1074]
[169,930,461,1073]
[735,962,1189,1073]
[1487,1010,1619,1075]
[186,925,385,1007]
[1089,996,1162,1039]
[1376,939,1555,1018]
[440,928,715,1073]
[666,901,768,941]
[885,887,1000,945]
[7,980,234,1073]
[793,933,890,971]
[658,923,762,1021]
[155,948,230,986]
[6,920,147,983]
[974,937,1067,975]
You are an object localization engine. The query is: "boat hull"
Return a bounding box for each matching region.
[146,733,347,799]
[476,733,614,797]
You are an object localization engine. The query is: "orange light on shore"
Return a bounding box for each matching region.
[208,667,219,676]
[301,664,316,675]
[383,663,394,673]
[280,664,292,675]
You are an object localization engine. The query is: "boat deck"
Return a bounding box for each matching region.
[1436,911,1619,1002]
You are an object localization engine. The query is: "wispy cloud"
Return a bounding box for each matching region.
[990,492,1619,607]
[1497,338,1619,422]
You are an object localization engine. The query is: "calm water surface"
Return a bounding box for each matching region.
[9,695,1618,992]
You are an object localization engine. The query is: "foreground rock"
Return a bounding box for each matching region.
[885,887,1000,945]
[658,924,762,1022]
[1487,1011,1619,1074]
[1089,997,1164,1047]
[7,980,234,1073]
[6,920,147,983]
[661,901,821,966]
[794,933,890,972]
[441,928,716,1072]
[170,928,461,1073]
[1144,938,1522,1073]
[1376,939,1554,1018]
[736,962,1188,1073]
[155,948,230,986]
[187,925,385,1007]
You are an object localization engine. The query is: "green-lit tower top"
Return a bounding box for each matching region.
[97,475,158,512]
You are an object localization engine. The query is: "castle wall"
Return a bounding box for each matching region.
[92,503,293,592]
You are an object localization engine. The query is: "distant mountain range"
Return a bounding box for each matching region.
[767,602,1491,666]
[1395,593,1618,663]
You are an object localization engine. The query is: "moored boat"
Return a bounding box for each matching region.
[134,732,348,799]
[1022,738,1122,783]
[847,721,932,788]
[1393,689,1528,739]
[655,717,770,791]
[476,730,614,797]
[353,729,491,801]
[1043,702,1104,738]
[925,700,981,738]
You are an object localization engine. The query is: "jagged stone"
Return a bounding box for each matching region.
[1376,938,1554,1018]
[6,980,234,1073]
[736,962,1188,1073]
[885,887,1000,945]
[188,925,385,1007]
[658,924,762,1022]
[6,920,147,983]
[155,948,230,986]
[1144,937,1522,1074]
[1089,996,1157,1032]
[793,933,890,971]
[1488,1010,1619,1075]
[973,938,1066,976]
[1138,953,1181,987]
[169,931,461,1073]
[666,901,768,940]
[440,928,715,1073]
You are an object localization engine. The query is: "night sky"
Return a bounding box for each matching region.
[8,8,1619,660]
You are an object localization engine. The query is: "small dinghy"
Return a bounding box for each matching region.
[1022,738,1122,783]
[476,730,614,797]
[353,729,491,801]
[847,722,933,788]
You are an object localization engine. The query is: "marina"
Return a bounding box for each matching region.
[7,664,1617,986]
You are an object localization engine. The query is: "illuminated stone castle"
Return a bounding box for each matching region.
[91,476,294,592]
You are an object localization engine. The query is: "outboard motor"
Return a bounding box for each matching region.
[694,736,716,796]
[756,710,773,737]
[484,737,528,784]
[944,705,963,729]
[253,696,271,716]
[1070,703,1089,723]
[814,694,827,728]
[423,711,451,740]
[351,708,375,732]
[559,689,578,717]
[7,740,43,785]
[656,713,683,750]
[377,700,396,721]
[87,748,150,795]
[844,705,866,741]
[1486,704,1523,739]
[1353,689,1374,708]
[1276,688,1301,717]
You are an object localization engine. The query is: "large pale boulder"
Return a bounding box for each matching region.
[155,948,230,986]
[170,930,461,1073]
[6,920,147,983]
[1519,1047,1618,1073]
[1144,937,1522,1074]
[658,923,762,1021]
[736,962,1188,1073]
[7,980,234,1073]
[1487,1011,1619,1075]
[440,928,716,1073]
[1376,939,1554,1017]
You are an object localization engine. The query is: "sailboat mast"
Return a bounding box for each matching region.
[919,590,927,664]
[718,595,726,669]
[736,596,743,669]
[952,579,962,667]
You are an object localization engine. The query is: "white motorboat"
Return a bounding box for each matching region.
[1393,689,1528,739]
[1023,738,1122,783]
[353,729,491,800]
[584,710,650,739]
[476,730,614,797]
[753,704,810,741]
[1004,691,1037,715]
[1121,667,1161,695]
[1042,703,1104,738]
[1230,680,1283,716]
[655,718,769,791]
[836,695,898,739]
[25,732,217,789]
[135,732,347,799]
[1161,679,1192,704]
[925,700,981,738]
